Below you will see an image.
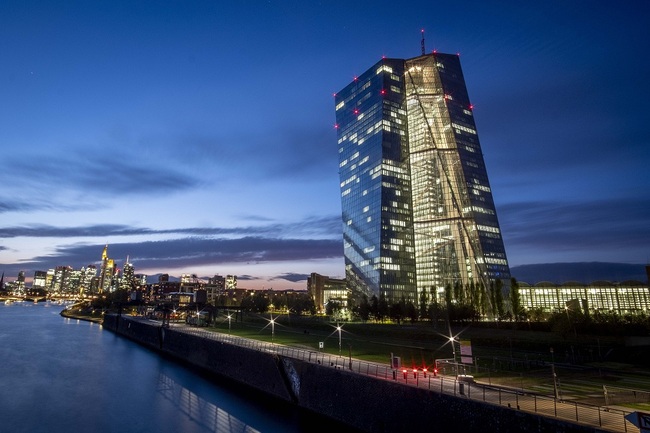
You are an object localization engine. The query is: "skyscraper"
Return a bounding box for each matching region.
[98,244,116,293]
[334,52,510,307]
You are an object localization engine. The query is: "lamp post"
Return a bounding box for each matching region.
[550,347,559,400]
[336,324,342,355]
[227,314,232,334]
[348,343,352,370]
[270,317,275,343]
[449,336,458,376]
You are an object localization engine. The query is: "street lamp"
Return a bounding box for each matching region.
[336,324,342,355]
[270,316,276,343]
[227,314,232,334]
[449,336,458,376]
[449,336,456,360]
[550,347,559,400]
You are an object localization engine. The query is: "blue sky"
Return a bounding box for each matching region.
[1,1,648,288]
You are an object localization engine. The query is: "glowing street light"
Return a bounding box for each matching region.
[227,314,232,334]
[449,336,457,360]
[336,324,342,355]
[270,316,276,343]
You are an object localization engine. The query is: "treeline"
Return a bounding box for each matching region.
[345,279,510,324]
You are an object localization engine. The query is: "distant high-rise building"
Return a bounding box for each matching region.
[226,275,237,290]
[51,266,73,293]
[120,258,135,291]
[334,52,510,307]
[82,265,97,295]
[98,244,116,293]
[32,270,47,290]
[205,274,226,305]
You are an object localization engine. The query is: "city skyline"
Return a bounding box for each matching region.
[1,1,648,289]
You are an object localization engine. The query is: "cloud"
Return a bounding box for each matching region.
[500,197,650,264]
[0,215,341,239]
[234,275,258,281]
[271,273,310,283]
[3,153,199,198]
[1,237,342,276]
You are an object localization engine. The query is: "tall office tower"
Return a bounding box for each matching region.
[335,59,417,305]
[82,265,97,295]
[120,258,135,291]
[52,266,73,293]
[98,244,116,293]
[335,53,510,306]
[32,270,47,290]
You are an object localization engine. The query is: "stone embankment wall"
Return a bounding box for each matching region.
[103,315,606,433]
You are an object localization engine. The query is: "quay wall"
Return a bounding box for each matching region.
[103,315,607,433]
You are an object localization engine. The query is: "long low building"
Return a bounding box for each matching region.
[518,280,650,314]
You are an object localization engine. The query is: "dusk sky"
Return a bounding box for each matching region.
[1,1,648,289]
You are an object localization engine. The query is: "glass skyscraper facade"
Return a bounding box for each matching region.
[335,53,510,306]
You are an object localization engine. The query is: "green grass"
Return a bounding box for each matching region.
[203,312,650,406]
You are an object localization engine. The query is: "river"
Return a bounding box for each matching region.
[0,301,357,433]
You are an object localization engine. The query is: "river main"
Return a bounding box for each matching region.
[0,302,354,433]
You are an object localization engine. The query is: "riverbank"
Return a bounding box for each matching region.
[60,307,103,324]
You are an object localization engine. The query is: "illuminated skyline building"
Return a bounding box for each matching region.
[32,270,47,290]
[120,258,135,291]
[99,244,116,293]
[334,52,510,306]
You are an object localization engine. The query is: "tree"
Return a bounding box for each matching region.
[326,300,341,317]
[406,299,418,323]
[357,295,371,322]
[418,289,429,320]
[369,295,379,321]
[389,302,403,324]
[377,293,389,322]
[494,279,505,319]
[477,281,488,317]
[288,293,316,315]
[240,291,269,313]
[510,278,522,320]
[444,283,453,311]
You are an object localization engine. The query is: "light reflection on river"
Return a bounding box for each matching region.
[0,302,352,433]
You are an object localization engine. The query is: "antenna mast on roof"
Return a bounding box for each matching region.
[421,28,425,55]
